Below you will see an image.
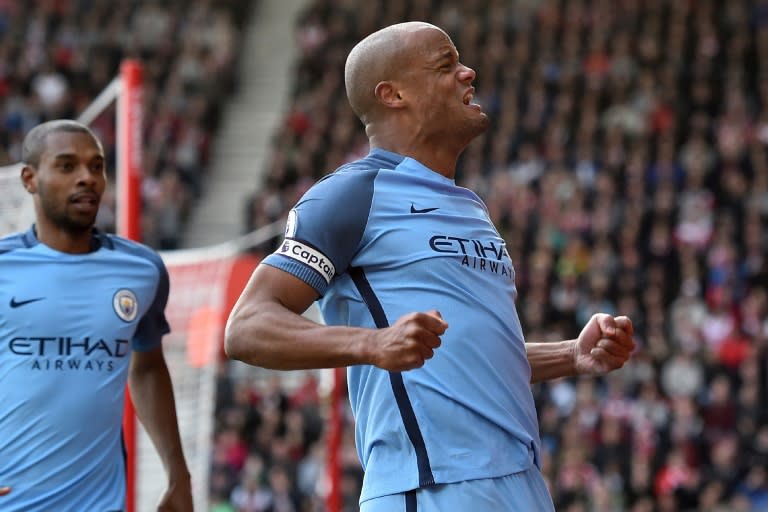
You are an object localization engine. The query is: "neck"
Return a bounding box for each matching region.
[367,122,465,179]
[369,138,460,179]
[34,220,94,254]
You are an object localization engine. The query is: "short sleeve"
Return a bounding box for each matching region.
[132,253,171,351]
[262,169,378,295]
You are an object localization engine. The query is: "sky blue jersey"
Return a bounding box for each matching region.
[0,227,170,512]
[263,149,541,503]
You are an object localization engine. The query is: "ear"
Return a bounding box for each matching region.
[20,165,37,194]
[374,81,406,108]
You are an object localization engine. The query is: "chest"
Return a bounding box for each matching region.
[358,186,513,273]
[0,255,156,340]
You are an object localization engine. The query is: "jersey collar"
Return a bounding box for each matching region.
[368,148,406,169]
[23,225,113,251]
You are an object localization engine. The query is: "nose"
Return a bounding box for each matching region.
[458,63,476,83]
[76,164,97,187]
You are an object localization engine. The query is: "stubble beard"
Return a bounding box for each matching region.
[38,188,98,235]
[458,112,490,150]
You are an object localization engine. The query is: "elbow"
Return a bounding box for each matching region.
[223,313,248,362]
[223,309,271,368]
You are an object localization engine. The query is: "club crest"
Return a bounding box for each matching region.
[285,209,298,238]
[113,289,138,322]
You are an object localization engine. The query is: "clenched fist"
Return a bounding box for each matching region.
[574,313,635,375]
[370,310,448,371]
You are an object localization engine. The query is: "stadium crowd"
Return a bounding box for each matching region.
[2,0,767,510]
[223,0,768,511]
[0,0,251,249]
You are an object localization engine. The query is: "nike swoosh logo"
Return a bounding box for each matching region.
[10,297,45,308]
[410,204,439,214]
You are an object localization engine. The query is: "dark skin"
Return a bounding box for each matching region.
[225,22,635,380]
[129,347,194,512]
[347,22,490,177]
[21,130,107,254]
[9,129,193,511]
[226,264,446,372]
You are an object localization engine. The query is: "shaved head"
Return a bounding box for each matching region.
[345,22,446,123]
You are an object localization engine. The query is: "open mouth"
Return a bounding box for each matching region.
[463,88,481,109]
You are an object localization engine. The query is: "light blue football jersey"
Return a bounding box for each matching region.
[263,149,541,503]
[0,227,170,512]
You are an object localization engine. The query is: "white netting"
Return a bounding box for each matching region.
[0,160,232,510]
[0,70,333,509]
[0,163,34,237]
[0,127,290,512]
[142,222,285,511]
[137,249,237,512]
[0,163,336,508]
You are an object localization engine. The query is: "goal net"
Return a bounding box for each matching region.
[0,57,350,511]
[0,60,285,511]
[138,232,281,512]
[138,248,236,511]
[0,164,32,236]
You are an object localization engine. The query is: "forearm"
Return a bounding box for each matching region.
[526,339,577,383]
[128,362,190,482]
[224,301,375,370]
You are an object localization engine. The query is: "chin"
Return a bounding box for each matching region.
[476,111,491,129]
[61,218,98,234]
[468,116,490,138]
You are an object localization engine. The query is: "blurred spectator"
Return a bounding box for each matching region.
[0,0,251,248]
[228,0,768,510]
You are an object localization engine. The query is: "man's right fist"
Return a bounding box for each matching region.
[370,310,448,371]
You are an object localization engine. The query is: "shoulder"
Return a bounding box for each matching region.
[311,150,404,191]
[299,151,405,209]
[0,231,29,255]
[308,163,381,197]
[100,233,167,275]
